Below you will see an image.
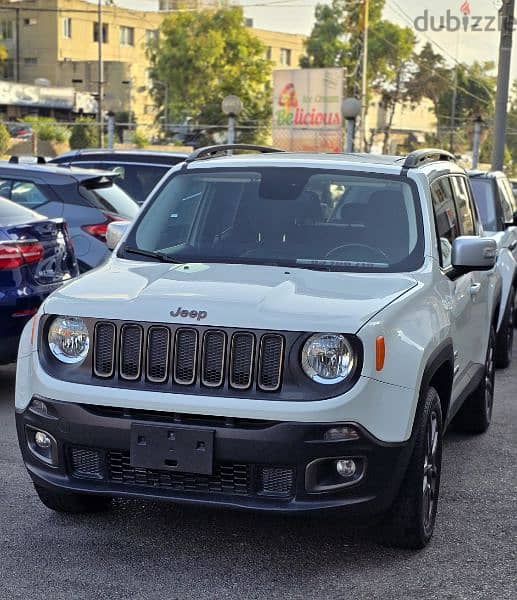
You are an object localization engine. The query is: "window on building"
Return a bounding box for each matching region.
[24,57,38,65]
[23,18,37,26]
[145,29,158,45]
[63,17,72,39]
[280,48,292,66]
[2,59,14,80]
[93,22,109,44]
[265,46,272,61]
[120,26,135,46]
[1,20,13,40]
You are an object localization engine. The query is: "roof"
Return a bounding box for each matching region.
[0,160,118,182]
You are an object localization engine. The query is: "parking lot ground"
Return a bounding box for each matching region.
[0,360,515,600]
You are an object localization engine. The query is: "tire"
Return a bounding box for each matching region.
[381,386,443,549]
[454,326,496,434]
[34,484,112,514]
[495,287,514,368]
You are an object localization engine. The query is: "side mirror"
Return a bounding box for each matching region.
[106,221,131,250]
[451,236,497,275]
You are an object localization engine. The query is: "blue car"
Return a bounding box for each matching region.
[0,196,78,364]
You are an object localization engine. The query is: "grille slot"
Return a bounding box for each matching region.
[146,326,170,383]
[108,451,251,496]
[93,322,116,378]
[258,334,284,392]
[119,324,143,380]
[174,328,198,385]
[70,447,104,480]
[258,466,294,497]
[230,332,255,389]
[201,330,226,387]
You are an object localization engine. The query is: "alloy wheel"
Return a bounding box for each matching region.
[422,410,440,533]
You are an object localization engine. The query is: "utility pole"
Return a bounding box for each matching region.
[15,7,20,82]
[492,0,515,170]
[449,67,458,154]
[360,0,369,152]
[97,0,104,148]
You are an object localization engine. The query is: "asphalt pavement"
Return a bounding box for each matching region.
[0,359,515,600]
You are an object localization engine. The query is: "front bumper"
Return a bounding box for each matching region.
[17,397,413,515]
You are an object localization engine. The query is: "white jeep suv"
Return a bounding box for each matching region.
[15,146,500,549]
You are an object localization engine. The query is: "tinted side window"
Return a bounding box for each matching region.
[8,180,50,210]
[450,176,475,235]
[496,178,514,224]
[431,177,459,268]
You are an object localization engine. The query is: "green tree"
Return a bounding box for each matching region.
[69,117,99,149]
[504,81,517,172]
[0,121,10,156]
[148,7,272,144]
[407,43,452,136]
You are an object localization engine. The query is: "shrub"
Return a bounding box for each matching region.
[24,116,70,143]
[69,117,99,149]
[132,129,148,149]
[0,121,9,155]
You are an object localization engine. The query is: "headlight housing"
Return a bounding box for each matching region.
[301,333,356,385]
[48,316,90,364]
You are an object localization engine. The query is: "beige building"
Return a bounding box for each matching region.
[0,0,306,126]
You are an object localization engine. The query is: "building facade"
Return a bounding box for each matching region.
[0,0,306,126]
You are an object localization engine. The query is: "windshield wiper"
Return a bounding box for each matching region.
[123,246,183,263]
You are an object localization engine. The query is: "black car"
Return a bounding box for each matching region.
[50,149,188,204]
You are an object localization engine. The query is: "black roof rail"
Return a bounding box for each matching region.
[185,144,284,163]
[8,155,47,164]
[402,148,456,169]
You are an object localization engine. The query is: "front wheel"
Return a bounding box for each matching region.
[381,386,443,549]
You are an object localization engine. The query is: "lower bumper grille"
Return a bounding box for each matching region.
[69,447,295,500]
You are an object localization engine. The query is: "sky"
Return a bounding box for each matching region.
[96,0,517,79]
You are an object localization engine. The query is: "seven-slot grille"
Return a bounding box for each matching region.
[93,322,285,392]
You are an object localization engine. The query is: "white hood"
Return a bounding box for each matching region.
[44,259,419,333]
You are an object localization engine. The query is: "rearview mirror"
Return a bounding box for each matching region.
[106,221,131,250]
[451,236,497,275]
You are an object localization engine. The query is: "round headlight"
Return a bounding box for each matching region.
[301,333,356,384]
[48,316,90,364]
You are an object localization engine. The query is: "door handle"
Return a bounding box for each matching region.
[470,283,481,296]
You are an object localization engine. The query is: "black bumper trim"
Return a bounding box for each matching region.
[17,397,413,516]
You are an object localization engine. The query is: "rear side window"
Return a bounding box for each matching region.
[450,176,475,235]
[79,182,138,219]
[431,177,459,268]
[72,162,169,204]
[0,178,51,210]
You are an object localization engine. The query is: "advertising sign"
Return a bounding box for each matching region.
[272,68,344,152]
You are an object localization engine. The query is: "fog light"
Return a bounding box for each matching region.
[35,431,52,449]
[324,426,360,441]
[336,459,356,478]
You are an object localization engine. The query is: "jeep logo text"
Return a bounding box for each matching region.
[170,307,207,321]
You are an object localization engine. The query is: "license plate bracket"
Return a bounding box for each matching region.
[130,424,214,475]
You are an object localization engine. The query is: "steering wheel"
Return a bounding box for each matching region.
[325,243,389,262]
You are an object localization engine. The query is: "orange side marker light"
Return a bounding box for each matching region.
[31,315,39,346]
[376,336,385,371]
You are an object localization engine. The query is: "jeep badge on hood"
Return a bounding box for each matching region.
[170,307,207,321]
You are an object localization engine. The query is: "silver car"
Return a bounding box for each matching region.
[469,170,517,368]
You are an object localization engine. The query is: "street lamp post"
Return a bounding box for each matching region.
[221,95,243,144]
[342,98,361,153]
[471,115,484,170]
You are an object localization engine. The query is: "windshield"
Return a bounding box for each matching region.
[80,182,139,219]
[470,179,497,231]
[126,168,423,273]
